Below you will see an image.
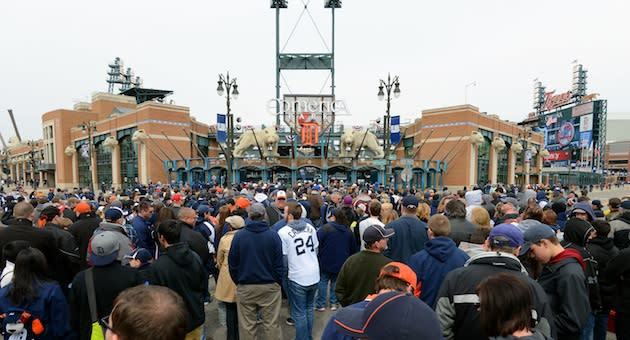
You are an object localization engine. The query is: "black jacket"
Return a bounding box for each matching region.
[151,242,206,332]
[180,223,210,270]
[588,236,619,310]
[69,213,102,269]
[43,222,81,289]
[538,251,591,340]
[447,217,477,246]
[435,252,555,340]
[603,248,630,314]
[0,218,56,273]
[383,215,428,264]
[69,262,142,340]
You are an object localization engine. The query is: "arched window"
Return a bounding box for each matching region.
[96,142,113,190]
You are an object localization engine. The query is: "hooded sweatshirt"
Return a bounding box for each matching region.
[408,236,469,307]
[151,242,206,331]
[570,202,596,221]
[465,189,483,221]
[228,220,283,284]
[317,221,357,274]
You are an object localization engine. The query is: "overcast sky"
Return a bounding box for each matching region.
[1,0,629,141]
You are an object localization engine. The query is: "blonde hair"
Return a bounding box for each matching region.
[381,203,398,225]
[471,207,492,229]
[416,203,430,222]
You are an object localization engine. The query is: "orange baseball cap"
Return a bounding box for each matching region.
[74,202,91,214]
[236,197,251,209]
[379,262,420,297]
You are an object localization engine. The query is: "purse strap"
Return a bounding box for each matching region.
[85,268,98,323]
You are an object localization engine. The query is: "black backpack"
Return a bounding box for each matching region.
[565,242,603,313]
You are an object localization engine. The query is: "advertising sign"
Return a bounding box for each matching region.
[545,150,570,161]
[572,102,594,117]
[580,131,592,148]
[579,114,593,132]
[557,121,575,147]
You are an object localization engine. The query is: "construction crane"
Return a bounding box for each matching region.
[7,109,22,142]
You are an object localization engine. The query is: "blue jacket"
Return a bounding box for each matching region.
[131,215,156,256]
[321,300,370,340]
[383,215,428,264]
[228,220,283,284]
[408,236,469,307]
[317,222,357,274]
[0,281,73,340]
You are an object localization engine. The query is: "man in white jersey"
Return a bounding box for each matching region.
[357,200,384,251]
[278,202,320,340]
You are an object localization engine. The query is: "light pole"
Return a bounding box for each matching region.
[217,72,239,188]
[465,81,477,104]
[79,121,98,192]
[518,127,532,187]
[377,73,401,187]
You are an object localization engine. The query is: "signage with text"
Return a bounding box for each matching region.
[544,90,573,111]
[544,150,570,161]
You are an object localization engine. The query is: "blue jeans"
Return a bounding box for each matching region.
[580,313,595,340]
[288,280,317,340]
[593,311,608,340]
[316,271,338,308]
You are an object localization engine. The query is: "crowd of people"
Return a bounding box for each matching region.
[0,181,629,339]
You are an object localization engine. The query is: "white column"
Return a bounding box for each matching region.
[508,151,516,185]
[111,144,121,190]
[469,146,476,186]
[491,147,498,184]
[21,161,26,182]
[140,144,148,184]
[71,153,78,187]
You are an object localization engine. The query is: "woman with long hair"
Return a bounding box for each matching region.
[470,207,492,244]
[416,203,431,223]
[477,272,549,339]
[381,203,398,225]
[0,248,72,339]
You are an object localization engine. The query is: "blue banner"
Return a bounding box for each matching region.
[216,114,227,143]
[390,115,400,144]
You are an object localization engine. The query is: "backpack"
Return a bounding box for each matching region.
[565,242,603,313]
[0,308,45,340]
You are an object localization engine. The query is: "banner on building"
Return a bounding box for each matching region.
[579,114,593,132]
[217,114,227,143]
[81,143,90,159]
[390,116,400,144]
[580,131,592,148]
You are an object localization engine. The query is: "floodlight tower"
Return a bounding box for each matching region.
[272,0,342,127]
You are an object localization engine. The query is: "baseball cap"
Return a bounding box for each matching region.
[591,200,602,208]
[276,190,287,199]
[488,223,524,248]
[90,231,120,266]
[196,205,211,215]
[248,202,266,218]
[334,291,442,339]
[519,223,556,256]
[621,200,630,210]
[74,202,91,214]
[225,216,245,229]
[401,195,419,209]
[104,207,124,221]
[236,197,251,209]
[363,225,395,244]
[500,196,519,208]
[378,262,418,294]
[343,195,353,206]
[124,248,152,263]
[172,193,182,202]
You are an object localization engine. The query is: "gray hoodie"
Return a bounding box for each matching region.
[94,221,133,265]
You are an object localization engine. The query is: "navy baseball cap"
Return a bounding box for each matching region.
[401,195,419,209]
[125,248,152,263]
[90,231,120,266]
[519,223,556,256]
[104,207,124,221]
[334,291,442,339]
[488,223,524,248]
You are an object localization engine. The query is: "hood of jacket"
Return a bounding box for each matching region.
[615,211,630,225]
[589,235,616,251]
[244,220,270,233]
[98,221,125,233]
[465,189,483,206]
[425,236,458,262]
[571,202,596,221]
[287,219,309,232]
[328,221,349,233]
[563,217,594,247]
[163,242,197,267]
[549,248,585,271]
[465,251,528,274]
